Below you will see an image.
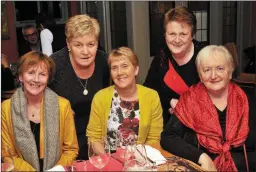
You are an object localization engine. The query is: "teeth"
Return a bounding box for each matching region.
[30,84,40,88]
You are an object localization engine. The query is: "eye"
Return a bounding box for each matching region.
[28,71,35,75]
[203,68,210,73]
[88,43,95,47]
[180,33,187,36]
[111,66,117,71]
[217,67,225,72]
[75,44,82,48]
[40,73,46,76]
[122,64,128,68]
[168,33,175,36]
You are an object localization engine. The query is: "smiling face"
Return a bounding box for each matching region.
[19,63,49,97]
[165,21,193,57]
[67,34,98,68]
[199,55,232,95]
[110,57,139,90]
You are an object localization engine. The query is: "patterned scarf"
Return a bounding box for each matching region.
[174,82,249,171]
[11,87,60,171]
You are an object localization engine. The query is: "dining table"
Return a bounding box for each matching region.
[71,142,204,171]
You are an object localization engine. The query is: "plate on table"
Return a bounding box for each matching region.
[164,156,203,172]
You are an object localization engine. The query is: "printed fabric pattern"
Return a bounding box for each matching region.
[107,88,140,151]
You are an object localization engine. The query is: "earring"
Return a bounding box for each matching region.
[68,49,71,52]
[20,81,24,91]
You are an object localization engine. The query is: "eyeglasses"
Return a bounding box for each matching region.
[24,32,37,38]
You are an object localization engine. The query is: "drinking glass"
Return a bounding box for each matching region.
[116,129,136,159]
[122,159,152,171]
[65,165,76,172]
[72,160,87,171]
[133,144,148,165]
[88,138,110,171]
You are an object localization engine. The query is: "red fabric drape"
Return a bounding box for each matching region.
[174,82,249,171]
[164,60,189,95]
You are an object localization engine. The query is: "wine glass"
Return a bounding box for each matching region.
[72,160,87,171]
[116,129,136,159]
[123,159,153,171]
[65,165,76,172]
[133,144,148,165]
[88,138,110,171]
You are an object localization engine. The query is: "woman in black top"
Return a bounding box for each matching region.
[49,14,110,160]
[144,6,205,125]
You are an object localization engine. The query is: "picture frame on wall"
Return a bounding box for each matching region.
[1,1,10,40]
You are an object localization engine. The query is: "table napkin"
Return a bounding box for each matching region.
[47,165,65,171]
[145,145,166,166]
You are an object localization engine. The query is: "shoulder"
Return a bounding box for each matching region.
[1,99,11,110]
[95,49,108,64]
[50,47,69,64]
[138,84,159,98]
[94,85,114,99]
[230,82,248,100]
[58,96,71,109]
[41,28,52,34]
[193,39,207,52]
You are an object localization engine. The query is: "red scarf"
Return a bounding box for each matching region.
[174,82,249,171]
[164,60,189,95]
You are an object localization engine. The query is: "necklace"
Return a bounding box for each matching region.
[77,77,89,95]
[28,104,40,118]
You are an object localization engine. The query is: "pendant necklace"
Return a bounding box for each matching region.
[77,77,88,95]
[29,104,40,118]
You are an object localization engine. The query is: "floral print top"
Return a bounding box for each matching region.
[107,88,140,151]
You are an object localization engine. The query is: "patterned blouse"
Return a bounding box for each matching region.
[107,88,140,151]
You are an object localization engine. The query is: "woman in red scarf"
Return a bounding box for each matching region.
[161,45,256,171]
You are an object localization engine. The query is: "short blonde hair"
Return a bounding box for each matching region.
[18,51,56,83]
[164,6,197,36]
[65,14,100,41]
[196,45,235,73]
[108,47,139,67]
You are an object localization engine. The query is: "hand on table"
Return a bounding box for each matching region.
[198,153,217,171]
[168,98,179,114]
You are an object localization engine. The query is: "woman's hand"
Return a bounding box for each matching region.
[1,54,9,68]
[198,153,217,171]
[168,98,179,114]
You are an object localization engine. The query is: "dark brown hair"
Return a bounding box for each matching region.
[164,6,197,36]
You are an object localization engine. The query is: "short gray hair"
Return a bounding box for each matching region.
[22,24,37,36]
[196,45,235,73]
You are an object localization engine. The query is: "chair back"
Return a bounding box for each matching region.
[224,43,239,77]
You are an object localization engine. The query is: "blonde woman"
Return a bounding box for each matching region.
[49,14,110,160]
[87,47,163,152]
[161,45,255,171]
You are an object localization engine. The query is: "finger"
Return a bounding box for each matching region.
[168,108,173,114]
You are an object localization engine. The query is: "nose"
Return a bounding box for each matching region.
[33,74,39,82]
[82,46,89,54]
[117,66,124,75]
[210,69,217,79]
[174,35,181,43]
